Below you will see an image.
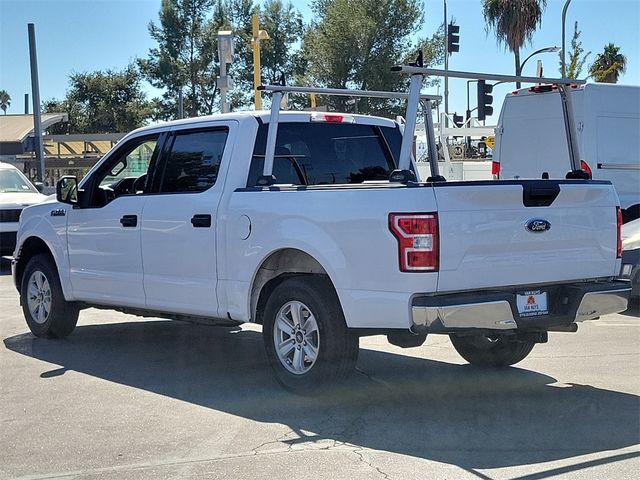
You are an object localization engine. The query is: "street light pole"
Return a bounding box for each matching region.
[443,0,448,124]
[561,0,573,77]
[28,23,45,184]
[217,31,234,113]
[520,46,561,74]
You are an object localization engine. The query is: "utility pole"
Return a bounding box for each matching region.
[251,14,269,110]
[443,0,448,125]
[561,0,573,77]
[28,23,45,184]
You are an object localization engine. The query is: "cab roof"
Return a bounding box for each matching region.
[127,110,399,138]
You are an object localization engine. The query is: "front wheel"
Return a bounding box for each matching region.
[21,254,79,338]
[262,276,358,394]
[449,334,535,367]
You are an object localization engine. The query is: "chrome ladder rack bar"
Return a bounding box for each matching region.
[391,66,586,86]
[258,84,441,102]
[258,84,442,182]
[392,65,587,178]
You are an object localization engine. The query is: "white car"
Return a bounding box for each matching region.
[0,163,47,257]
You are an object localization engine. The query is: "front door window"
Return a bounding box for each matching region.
[90,136,160,207]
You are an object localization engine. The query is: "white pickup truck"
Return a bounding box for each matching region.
[12,66,630,392]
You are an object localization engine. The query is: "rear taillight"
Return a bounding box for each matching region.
[616,207,623,258]
[580,160,592,179]
[389,213,439,272]
[491,161,500,179]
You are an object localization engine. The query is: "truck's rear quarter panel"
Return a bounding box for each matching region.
[223,185,440,329]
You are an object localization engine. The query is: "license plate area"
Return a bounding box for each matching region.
[517,290,548,317]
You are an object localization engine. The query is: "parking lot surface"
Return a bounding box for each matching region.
[1,263,639,480]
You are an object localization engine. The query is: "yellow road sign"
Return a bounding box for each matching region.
[485,135,495,149]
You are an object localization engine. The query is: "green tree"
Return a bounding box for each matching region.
[482,0,547,87]
[140,0,261,117]
[302,0,443,116]
[560,21,590,79]
[139,0,218,118]
[41,98,75,134]
[42,64,152,134]
[252,0,307,110]
[589,43,627,83]
[259,0,304,85]
[0,90,10,114]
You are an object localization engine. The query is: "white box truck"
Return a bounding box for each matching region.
[494,83,640,222]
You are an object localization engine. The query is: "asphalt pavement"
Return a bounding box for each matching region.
[1,261,639,480]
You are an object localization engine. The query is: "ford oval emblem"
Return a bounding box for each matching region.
[525,218,551,233]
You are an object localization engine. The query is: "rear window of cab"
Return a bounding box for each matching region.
[247,122,403,186]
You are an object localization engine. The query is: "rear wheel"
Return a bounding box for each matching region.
[449,334,535,367]
[21,254,79,338]
[262,276,358,393]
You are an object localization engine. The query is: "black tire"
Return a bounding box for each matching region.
[449,334,535,367]
[262,275,359,394]
[20,253,79,338]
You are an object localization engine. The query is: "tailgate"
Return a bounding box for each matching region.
[434,180,620,293]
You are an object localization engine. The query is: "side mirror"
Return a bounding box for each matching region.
[56,176,78,205]
[34,181,44,193]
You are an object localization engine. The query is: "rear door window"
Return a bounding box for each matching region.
[159,128,228,193]
[248,123,402,186]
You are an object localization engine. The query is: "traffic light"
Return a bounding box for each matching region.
[452,113,464,128]
[447,24,459,53]
[477,80,494,121]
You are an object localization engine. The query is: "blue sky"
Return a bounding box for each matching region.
[1,0,638,122]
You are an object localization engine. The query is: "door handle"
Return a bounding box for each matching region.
[120,215,138,227]
[191,214,212,228]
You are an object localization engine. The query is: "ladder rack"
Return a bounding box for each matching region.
[257,84,442,185]
[391,65,587,178]
[257,63,588,185]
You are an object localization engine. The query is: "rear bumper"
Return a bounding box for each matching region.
[411,280,631,333]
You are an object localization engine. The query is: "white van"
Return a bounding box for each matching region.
[494,83,640,222]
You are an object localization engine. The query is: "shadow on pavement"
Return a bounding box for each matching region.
[4,320,640,471]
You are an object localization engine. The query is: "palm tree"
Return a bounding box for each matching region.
[0,90,10,114]
[482,0,547,88]
[589,43,627,83]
